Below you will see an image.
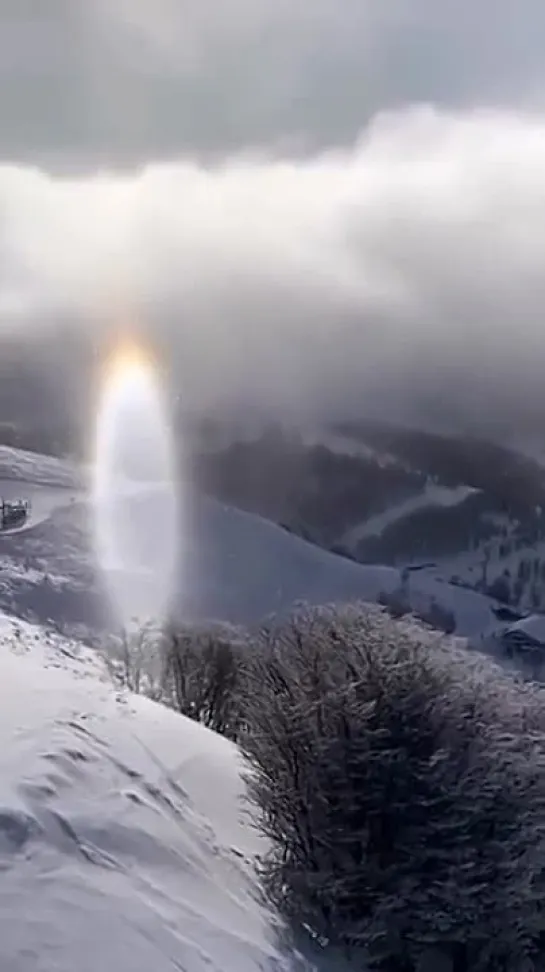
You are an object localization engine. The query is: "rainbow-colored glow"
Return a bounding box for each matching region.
[92,333,180,627]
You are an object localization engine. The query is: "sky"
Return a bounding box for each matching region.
[2,1,545,443]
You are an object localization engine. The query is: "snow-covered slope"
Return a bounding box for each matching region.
[193,422,545,617]
[0,613,325,972]
[0,445,80,488]
[0,446,500,639]
[183,495,497,637]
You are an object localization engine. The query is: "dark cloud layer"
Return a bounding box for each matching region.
[2,0,545,163]
[2,5,545,449]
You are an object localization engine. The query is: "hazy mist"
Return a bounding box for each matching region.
[1,108,545,443]
[2,5,545,447]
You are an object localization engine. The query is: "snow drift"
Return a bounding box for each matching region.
[0,613,319,972]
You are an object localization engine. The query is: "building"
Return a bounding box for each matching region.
[499,614,545,679]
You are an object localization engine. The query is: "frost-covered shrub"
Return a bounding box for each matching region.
[241,602,545,971]
[162,621,249,739]
[102,619,250,739]
[100,622,163,697]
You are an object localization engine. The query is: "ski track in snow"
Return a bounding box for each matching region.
[342,482,480,548]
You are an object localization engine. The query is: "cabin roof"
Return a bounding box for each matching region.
[504,614,545,646]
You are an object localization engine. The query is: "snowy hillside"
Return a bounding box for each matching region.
[0,445,80,488]
[192,420,545,615]
[0,446,499,639]
[184,495,497,637]
[0,612,326,972]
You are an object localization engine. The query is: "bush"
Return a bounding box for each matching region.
[101,620,249,739]
[162,621,249,740]
[241,602,545,971]
[100,623,164,698]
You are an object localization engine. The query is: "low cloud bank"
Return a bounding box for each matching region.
[2,107,545,441]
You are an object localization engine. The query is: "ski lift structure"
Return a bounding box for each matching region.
[0,497,31,531]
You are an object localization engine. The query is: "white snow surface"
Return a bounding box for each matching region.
[0,612,323,972]
[184,496,496,637]
[0,445,80,488]
[0,447,499,639]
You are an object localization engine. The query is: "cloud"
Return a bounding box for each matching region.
[3,0,545,162]
[3,106,545,443]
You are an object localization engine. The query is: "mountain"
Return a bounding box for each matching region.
[0,610,332,972]
[0,448,535,969]
[0,445,499,641]
[191,418,545,614]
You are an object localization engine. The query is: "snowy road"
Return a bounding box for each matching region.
[0,479,81,535]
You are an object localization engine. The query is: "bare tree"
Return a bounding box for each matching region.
[100,621,164,698]
[162,621,248,739]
